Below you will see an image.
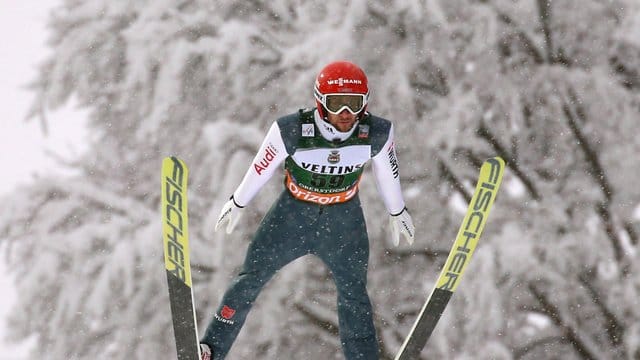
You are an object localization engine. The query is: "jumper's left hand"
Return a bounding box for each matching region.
[389,208,415,246]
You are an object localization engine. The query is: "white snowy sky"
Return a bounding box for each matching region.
[0,1,88,357]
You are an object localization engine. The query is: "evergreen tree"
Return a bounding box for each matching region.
[1,0,639,358]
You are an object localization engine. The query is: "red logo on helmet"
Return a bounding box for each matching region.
[221,305,236,320]
[327,78,363,86]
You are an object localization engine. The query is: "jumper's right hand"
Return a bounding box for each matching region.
[215,197,244,234]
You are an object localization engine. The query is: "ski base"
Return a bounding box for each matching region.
[166,272,201,360]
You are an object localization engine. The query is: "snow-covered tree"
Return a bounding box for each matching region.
[1,0,639,359]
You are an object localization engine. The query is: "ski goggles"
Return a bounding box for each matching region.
[319,93,368,115]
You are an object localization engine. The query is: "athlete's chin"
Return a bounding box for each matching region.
[336,123,355,132]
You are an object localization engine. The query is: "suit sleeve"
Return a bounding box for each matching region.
[232,122,288,207]
[371,124,407,215]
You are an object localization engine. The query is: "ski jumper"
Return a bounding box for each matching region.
[202,108,407,360]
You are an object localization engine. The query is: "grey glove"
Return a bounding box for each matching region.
[214,196,245,234]
[389,207,415,246]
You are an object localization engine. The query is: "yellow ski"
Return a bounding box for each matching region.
[395,157,505,360]
[162,156,200,360]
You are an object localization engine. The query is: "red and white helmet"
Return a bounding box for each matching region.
[314,61,369,119]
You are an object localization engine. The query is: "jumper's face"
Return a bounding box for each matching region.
[327,110,358,132]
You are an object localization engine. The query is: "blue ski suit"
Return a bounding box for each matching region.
[202,108,408,359]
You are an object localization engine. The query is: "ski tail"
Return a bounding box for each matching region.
[395,157,505,360]
[161,156,201,360]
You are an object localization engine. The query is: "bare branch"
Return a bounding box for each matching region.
[514,335,571,359]
[562,88,613,201]
[477,121,540,200]
[438,155,472,203]
[294,302,339,337]
[595,202,626,266]
[536,0,554,63]
[487,1,545,64]
[623,222,638,246]
[561,87,629,268]
[578,269,625,350]
[528,281,600,360]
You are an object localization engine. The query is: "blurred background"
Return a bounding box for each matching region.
[1,1,640,359]
[1,0,88,358]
